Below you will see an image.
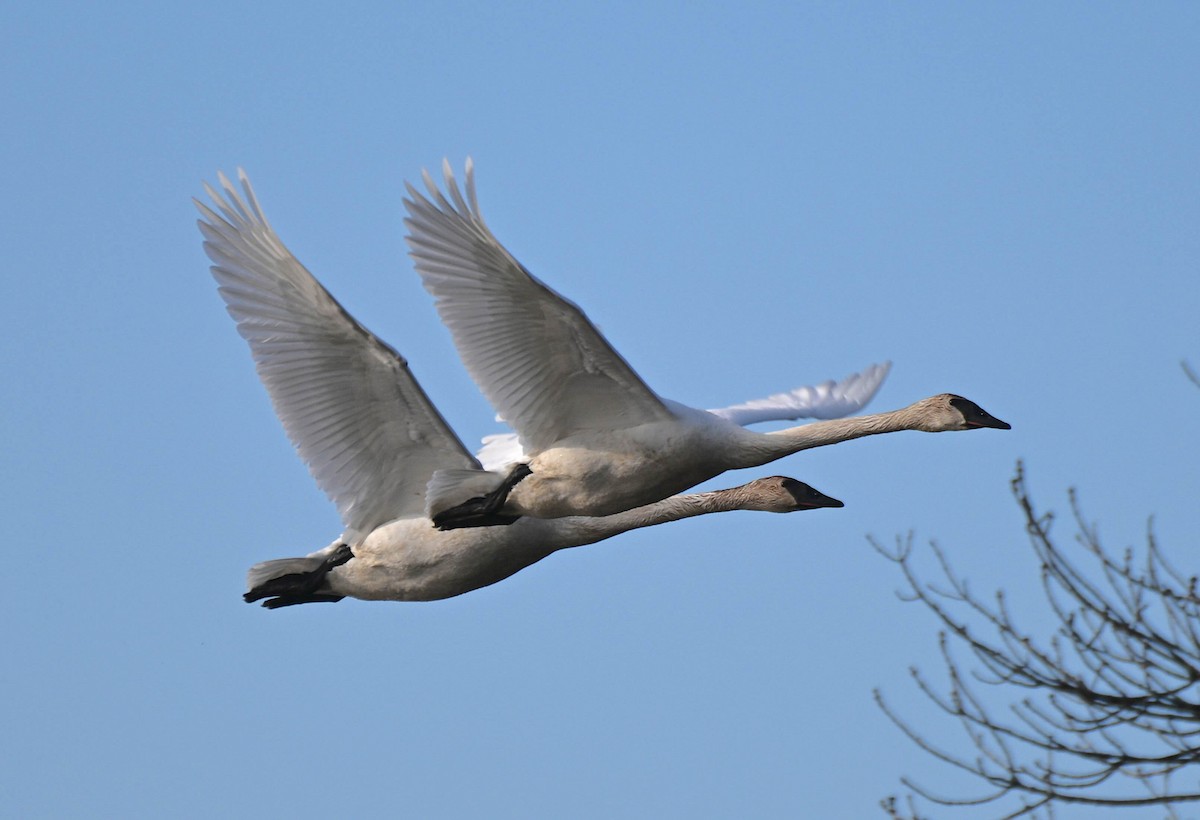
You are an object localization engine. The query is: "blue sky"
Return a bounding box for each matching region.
[3,2,1197,817]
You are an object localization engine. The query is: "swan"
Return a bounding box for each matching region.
[403,160,1012,529]
[195,170,844,608]
[243,475,841,607]
[473,361,894,469]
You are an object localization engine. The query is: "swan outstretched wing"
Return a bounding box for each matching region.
[403,159,674,454]
[709,362,892,426]
[475,362,892,468]
[197,170,480,538]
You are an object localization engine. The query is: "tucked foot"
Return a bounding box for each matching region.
[244,542,354,608]
[433,463,532,531]
[262,593,345,609]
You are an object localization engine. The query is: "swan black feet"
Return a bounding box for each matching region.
[432,463,532,530]
[244,542,354,608]
[261,592,346,609]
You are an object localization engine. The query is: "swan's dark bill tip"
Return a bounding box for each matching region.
[948,396,1011,431]
[782,479,845,509]
[968,416,1011,430]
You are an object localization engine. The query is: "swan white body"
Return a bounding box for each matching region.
[196,170,843,607]
[252,476,839,604]
[473,362,892,469]
[404,160,1011,527]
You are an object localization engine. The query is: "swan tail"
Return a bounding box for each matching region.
[244,542,353,608]
[246,556,324,591]
[424,468,508,517]
[425,465,531,529]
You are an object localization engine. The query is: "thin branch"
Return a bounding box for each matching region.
[877,460,1200,816]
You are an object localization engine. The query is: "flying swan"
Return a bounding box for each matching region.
[196,170,845,607]
[403,160,1011,529]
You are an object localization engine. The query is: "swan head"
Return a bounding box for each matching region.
[739,476,845,512]
[911,394,1011,432]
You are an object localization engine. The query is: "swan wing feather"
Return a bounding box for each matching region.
[197,170,480,537]
[403,159,673,454]
[476,432,526,471]
[707,362,892,426]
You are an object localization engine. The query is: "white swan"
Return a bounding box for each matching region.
[474,361,893,470]
[195,170,844,608]
[403,160,1011,529]
[243,475,840,607]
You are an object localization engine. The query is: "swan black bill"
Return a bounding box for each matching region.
[781,478,845,509]
[947,396,1012,430]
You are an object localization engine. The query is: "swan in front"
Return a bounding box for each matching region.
[196,170,844,608]
[403,160,1012,529]
[244,475,840,607]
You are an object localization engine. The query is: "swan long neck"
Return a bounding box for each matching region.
[547,487,756,548]
[739,405,923,466]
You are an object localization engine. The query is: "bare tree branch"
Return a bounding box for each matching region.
[874,461,1200,817]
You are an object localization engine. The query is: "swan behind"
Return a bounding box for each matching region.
[404,160,1011,529]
